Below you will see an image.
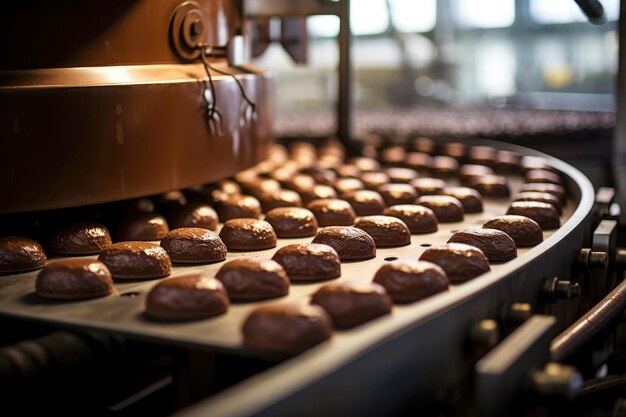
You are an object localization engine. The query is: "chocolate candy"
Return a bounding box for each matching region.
[382,204,438,234]
[513,191,562,214]
[49,222,112,255]
[410,177,446,195]
[169,203,219,231]
[420,243,490,282]
[525,169,562,186]
[145,274,228,320]
[459,164,494,185]
[432,156,459,178]
[265,207,319,238]
[98,242,172,280]
[215,258,289,301]
[217,195,262,222]
[243,303,333,354]
[468,175,510,198]
[306,199,356,226]
[272,243,341,281]
[311,282,392,328]
[361,172,390,190]
[343,190,386,216]
[160,228,227,264]
[117,212,169,241]
[36,259,114,300]
[385,167,418,183]
[259,189,303,212]
[483,215,543,247]
[373,260,449,303]
[378,183,418,206]
[312,226,376,261]
[354,216,411,247]
[519,183,566,203]
[300,185,338,205]
[448,229,517,262]
[0,236,47,274]
[441,187,483,213]
[219,219,277,251]
[416,195,464,223]
[506,201,560,230]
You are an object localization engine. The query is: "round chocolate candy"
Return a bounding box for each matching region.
[117,212,169,241]
[219,219,277,251]
[98,242,172,280]
[36,259,114,300]
[420,243,490,282]
[215,258,289,301]
[382,204,438,234]
[378,184,418,206]
[506,201,560,230]
[217,195,262,222]
[160,228,227,264]
[265,207,319,238]
[306,199,356,226]
[312,226,376,261]
[49,222,112,255]
[169,203,219,231]
[373,260,449,303]
[447,229,517,262]
[441,187,483,213]
[415,195,464,223]
[343,190,386,216]
[354,216,411,247]
[272,243,341,281]
[0,236,47,274]
[483,215,543,247]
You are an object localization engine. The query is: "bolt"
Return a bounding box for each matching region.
[191,19,204,36]
[542,277,581,303]
[578,248,608,271]
[505,303,532,326]
[555,280,581,300]
[531,363,582,399]
[469,319,499,357]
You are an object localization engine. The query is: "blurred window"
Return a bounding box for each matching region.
[389,0,437,33]
[454,0,515,28]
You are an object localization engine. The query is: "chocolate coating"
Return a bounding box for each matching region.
[169,203,219,231]
[242,178,281,199]
[272,243,341,281]
[354,216,411,247]
[219,219,277,251]
[242,303,333,354]
[468,146,497,166]
[335,164,361,179]
[385,167,418,183]
[361,172,390,190]
[420,243,490,282]
[378,183,418,206]
[514,191,562,214]
[0,236,47,274]
[283,174,316,194]
[483,215,543,247]
[380,146,406,166]
[415,195,464,223]
[349,157,380,173]
[525,169,562,185]
[300,167,337,185]
[265,207,319,238]
[312,226,376,260]
[217,195,262,222]
[49,222,112,255]
[495,150,522,174]
[343,190,386,216]
[382,204,438,234]
[441,142,466,160]
[36,259,114,300]
[507,201,560,230]
[117,212,169,241]
[145,274,228,320]
[441,187,483,213]
[300,185,338,205]
[406,152,433,172]
[459,164,494,185]
[306,199,356,226]
[432,156,459,178]
[335,178,365,195]
[216,258,289,301]
[519,183,566,203]
[259,189,303,212]
[160,228,227,264]
[311,282,392,328]
[410,177,446,195]
[469,175,510,198]
[448,229,517,261]
[98,242,172,280]
[373,260,449,303]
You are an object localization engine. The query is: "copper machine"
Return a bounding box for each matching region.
[1,1,625,416]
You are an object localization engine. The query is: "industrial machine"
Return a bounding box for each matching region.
[0,1,624,416]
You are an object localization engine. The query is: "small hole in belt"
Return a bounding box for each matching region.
[121,292,141,298]
[384,257,398,261]
[450,230,459,233]
[420,243,431,247]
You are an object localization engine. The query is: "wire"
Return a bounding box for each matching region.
[577,373,626,398]
[197,43,256,123]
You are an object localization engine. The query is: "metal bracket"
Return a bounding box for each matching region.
[475,315,556,417]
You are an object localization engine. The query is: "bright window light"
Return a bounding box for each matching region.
[389,0,437,33]
[455,0,515,28]
[351,0,390,35]
[307,15,340,38]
